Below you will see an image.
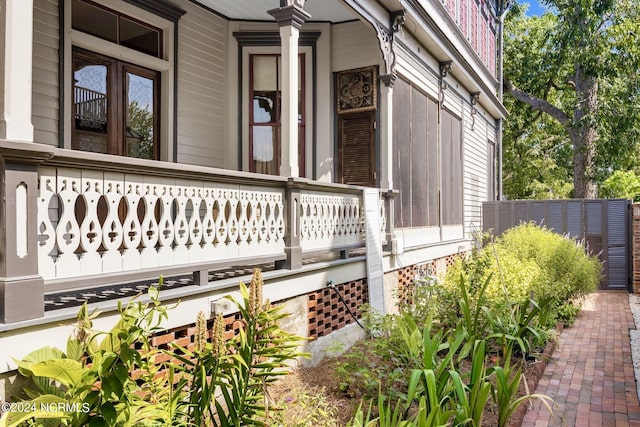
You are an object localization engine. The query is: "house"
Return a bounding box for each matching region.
[0,0,506,391]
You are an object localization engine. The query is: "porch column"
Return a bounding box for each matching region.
[379,75,396,190]
[0,0,34,142]
[268,1,310,178]
[276,178,302,270]
[0,143,52,323]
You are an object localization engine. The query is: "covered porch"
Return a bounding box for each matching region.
[0,139,394,325]
[0,0,400,325]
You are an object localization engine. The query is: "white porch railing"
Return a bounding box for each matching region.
[299,191,363,252]
[0,140,395,323]
[37,168,286,281]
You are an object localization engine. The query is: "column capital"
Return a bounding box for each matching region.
[380,74,397,88]
[268,4,311,30]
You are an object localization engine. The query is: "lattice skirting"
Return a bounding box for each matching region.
[396,252,467,307]
[307,279,369,340]
[396,264,418,308]
[148,278,370,366]
[147,251,467,364]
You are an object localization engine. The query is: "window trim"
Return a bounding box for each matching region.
[62,0,176,161]
[72,0,164,58]
[248,53,306,177]
[234,31,320,177]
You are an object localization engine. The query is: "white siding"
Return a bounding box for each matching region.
[331,21,380,72]
[463,105,495,235]
[175,0,226,168]
[33,0,59,147]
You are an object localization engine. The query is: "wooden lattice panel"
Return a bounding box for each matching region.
[307,279,368,340]
[148,311,242,365]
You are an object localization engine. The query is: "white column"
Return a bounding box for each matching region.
[379,74,396,190]
[268,4,310,178]
[0,0,34,142]
[280,24,299,177]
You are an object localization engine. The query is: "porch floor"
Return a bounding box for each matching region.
[44,249,366,311]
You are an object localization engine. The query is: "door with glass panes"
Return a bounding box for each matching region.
[249,54,305,176]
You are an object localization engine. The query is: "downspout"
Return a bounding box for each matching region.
[496,1,510,200]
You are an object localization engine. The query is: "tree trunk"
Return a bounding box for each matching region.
[570,66,598,199]
[503,71,599,199]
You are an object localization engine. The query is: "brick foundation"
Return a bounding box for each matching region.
[307,279,368,340]
[147,252,469,357]
[149,278,370,356]
[395,253,466,306]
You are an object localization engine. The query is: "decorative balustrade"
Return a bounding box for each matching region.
[299,191,363,252]
[37,167,286,281]
[0,140,395,322]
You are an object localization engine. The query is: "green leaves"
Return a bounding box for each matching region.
[20,359,84,388]
[0,396,70,427]
[503,0,640,198]
[1,271,307,427]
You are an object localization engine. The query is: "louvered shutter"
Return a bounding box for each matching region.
[338,112,375,186]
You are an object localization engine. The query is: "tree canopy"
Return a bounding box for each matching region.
[502,0,640,199]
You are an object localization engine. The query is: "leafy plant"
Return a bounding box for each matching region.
[1,269,308,427]
[171,268,308,426]
[449,340,492,426]
[1,285,170,427]
[490,350,554,427]
[439,223,601,328]
[484,297,554,357]
[169,311,226,426]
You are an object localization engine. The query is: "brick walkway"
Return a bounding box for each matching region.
[522,292,640,427]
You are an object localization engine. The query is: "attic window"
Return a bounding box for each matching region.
[72,0,162,58]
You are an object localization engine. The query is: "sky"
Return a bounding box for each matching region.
[525,0,548,16]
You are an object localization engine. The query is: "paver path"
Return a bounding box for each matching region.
[522,292,640,427]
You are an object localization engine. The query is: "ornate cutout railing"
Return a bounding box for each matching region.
[37,168,286,281]
[0,140,394,323]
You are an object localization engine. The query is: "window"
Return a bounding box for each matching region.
[72,48,159,159]
[441,109,463,225]
[393,78,463,229]
[72,0,162,58]
[70,0,164,160]
[249,54,305,176]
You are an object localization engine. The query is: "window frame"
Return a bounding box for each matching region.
[71,0,163,58]
[63,0,174,161]
[239,44,314,176]
[248,53,306,177]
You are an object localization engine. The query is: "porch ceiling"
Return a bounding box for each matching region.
[194,0,358,23]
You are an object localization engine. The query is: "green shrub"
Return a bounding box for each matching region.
[437,223,601,328]
[498,223,601,306]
